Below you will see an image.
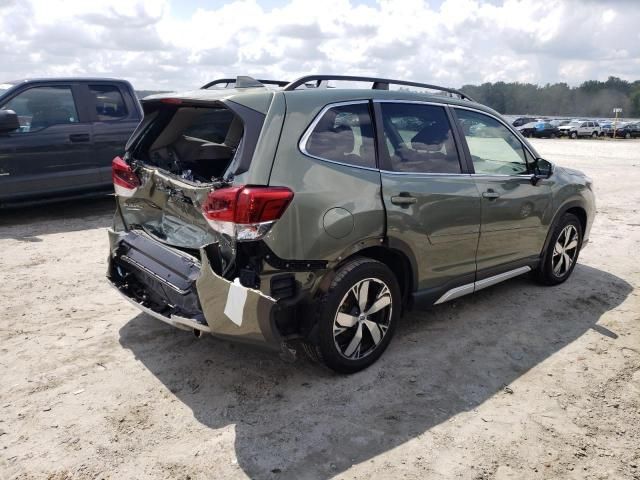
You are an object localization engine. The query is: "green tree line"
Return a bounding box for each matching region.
[460,76,640,118]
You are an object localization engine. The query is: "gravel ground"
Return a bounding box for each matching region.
[1,139,639,480]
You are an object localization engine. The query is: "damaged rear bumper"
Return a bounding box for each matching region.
[107,229,282,349]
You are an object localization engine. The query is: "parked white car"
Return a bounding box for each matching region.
[558,120,601,139]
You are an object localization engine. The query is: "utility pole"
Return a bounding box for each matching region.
[613,108,622,138]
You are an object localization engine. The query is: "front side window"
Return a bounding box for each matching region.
[1,86,79,133]
[379,103,461,173]
[89,85,127,120]
[304,103,375,168]
[455,109,530,176]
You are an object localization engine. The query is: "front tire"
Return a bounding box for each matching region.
[304,258,401,373]
[536,213,582,286]
[570,131,578,139]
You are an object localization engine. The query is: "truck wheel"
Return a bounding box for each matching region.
[625,132,631,139]
[304,257,401,373]
[536,213,582,286]
[591,131,598,138]
[570,131,578,139]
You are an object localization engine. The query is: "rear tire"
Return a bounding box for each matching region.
[303,258,401,373]
[591,131,598,138]
[625,132,631,139]
[536,213,582,286]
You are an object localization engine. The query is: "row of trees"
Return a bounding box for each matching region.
[460,77,640,118]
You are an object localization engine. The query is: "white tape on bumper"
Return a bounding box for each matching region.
[224,278,248,326]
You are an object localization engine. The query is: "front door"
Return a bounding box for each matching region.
[452,108,551,273]
[0,84,98,202]
[376,101,481,294]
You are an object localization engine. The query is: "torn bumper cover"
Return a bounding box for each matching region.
[107,229,281,349]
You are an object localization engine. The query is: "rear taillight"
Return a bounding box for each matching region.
[112,156,140,197]
[202,185,294,241]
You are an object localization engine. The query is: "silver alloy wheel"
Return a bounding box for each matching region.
[333,278,392,360]
[552,224,579,276]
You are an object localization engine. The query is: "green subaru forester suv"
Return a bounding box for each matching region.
[107,75,595,373]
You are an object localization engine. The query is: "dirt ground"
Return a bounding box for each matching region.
[1,139,639,480]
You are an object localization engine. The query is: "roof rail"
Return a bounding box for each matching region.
[201,76,290,89]
[283,75,474,101]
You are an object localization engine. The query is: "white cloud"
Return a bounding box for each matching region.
[0,0,638,91]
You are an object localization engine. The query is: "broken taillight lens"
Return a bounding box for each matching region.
[112,156,140,197]
[202,185,294,241]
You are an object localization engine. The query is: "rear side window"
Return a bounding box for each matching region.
[89,85,127,120]
[304,103,376,168]
[1,86,78,132]
[379,103,461,173]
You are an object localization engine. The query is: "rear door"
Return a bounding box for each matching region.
[0,83,97,201]
[80,82,142,184]
[375,101,481,295]
[451,107,551,273]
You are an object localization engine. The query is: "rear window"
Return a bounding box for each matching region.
[132,104,243,183]
[90,84,127,120]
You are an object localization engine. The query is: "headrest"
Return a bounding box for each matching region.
[411,122,450,149]
[331,125,355,155]
[307,124,355,158]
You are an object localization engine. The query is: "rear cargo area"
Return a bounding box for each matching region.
[131,103,242,184]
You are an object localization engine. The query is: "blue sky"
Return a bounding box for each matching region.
[1,0,638,90]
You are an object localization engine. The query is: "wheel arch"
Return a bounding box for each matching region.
[541,200,588,257]
[335,245,415,309]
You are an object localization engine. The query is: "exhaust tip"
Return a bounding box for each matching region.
[193,329,203,338]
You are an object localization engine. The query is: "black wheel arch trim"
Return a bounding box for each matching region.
[541,199,588,258]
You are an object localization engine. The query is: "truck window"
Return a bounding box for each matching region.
[1,86,79,133]
[89,85,128,120]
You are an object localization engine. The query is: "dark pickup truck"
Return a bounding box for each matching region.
[0,78,142,206]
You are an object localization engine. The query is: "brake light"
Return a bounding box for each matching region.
[202,185,294,241]
[112,156,140,197]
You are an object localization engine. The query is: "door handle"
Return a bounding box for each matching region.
[69,133,90,143]
[482,190,501,199]
[391,194,417,206]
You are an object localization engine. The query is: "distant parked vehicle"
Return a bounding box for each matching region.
[599,122,615,137]
[550,119,571,127]
[0,78,142,207]
[512,116,537,127]
[614,122,640,139]
[518,121,560,138]
[558,120,601,139]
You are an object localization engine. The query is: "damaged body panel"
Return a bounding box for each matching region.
[108,229,281,348]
